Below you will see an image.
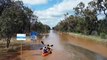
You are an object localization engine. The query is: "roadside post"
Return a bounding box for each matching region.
[16,34,26,60]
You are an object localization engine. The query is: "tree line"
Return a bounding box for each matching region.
[31,20,50,33]
[54,0,107,37]
[0,0,50,48]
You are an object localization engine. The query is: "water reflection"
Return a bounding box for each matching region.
[43,30,64,51]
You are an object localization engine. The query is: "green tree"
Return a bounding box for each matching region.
[0,1,32,48]
[31,21,50,33]
[96,0,107,18]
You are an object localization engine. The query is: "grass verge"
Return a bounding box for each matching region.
[67,32,107,47]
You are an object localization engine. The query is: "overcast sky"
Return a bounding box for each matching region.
[17,0,105,28]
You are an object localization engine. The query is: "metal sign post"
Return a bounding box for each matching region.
[16,34,26,60]
[20,41,23,60]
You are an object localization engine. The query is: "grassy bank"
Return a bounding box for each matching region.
[67,32,107,46]
[0,40,21,60]
[0,37,30,60]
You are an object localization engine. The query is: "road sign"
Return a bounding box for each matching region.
[17,34,26,40]
[16,34,26,60]
[31,32,38,40]
[31,32,38,36]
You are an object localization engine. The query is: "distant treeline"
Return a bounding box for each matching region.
[31,21,50,33]
[54,0,107,36]
[0,0,50,48]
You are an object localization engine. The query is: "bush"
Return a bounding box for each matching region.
[100,33,106,39]
[7,47,20,52]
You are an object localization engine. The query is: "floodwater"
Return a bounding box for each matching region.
[16,30,107,60]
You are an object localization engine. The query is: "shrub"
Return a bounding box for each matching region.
[100,33,106,39]
[7,47,20,52]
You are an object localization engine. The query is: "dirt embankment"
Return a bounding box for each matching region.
[0,44,21,60]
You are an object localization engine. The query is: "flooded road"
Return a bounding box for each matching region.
[17,30,107,60]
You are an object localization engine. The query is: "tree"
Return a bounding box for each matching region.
[98,19,107,34]
[55,1,99,35]
[0,0,32,48]
[96,0,107,18]
[0,0,12,15]
[31,22,50,33]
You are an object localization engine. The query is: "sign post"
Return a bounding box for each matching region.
[17,34,26,60]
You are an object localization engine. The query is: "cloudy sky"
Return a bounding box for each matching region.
[18,0,104,28]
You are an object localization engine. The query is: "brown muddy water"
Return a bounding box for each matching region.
[14,30,107,60]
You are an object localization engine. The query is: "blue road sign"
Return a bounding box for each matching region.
[31,32,38,40]
[31,32,38,36]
